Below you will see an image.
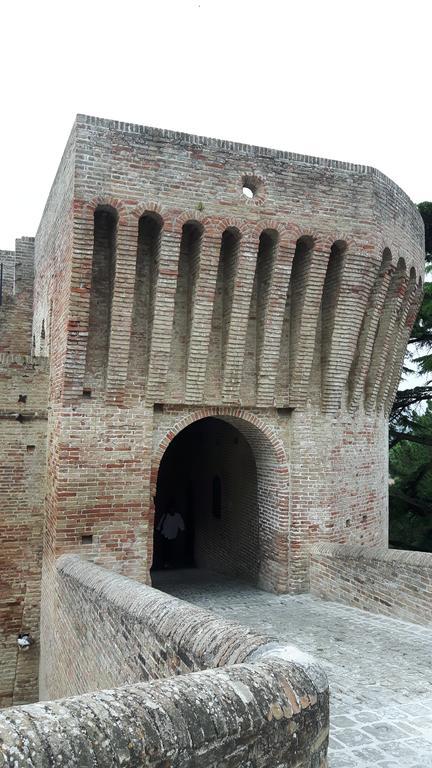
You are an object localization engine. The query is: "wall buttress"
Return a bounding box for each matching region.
[289,248,329,408]
[147,230,182,402]
[222,236,258,404]
[185,233,221,404]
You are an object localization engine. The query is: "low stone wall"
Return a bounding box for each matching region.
[0,556,329,767]
[310,543,432,625]
[45,554,272,699]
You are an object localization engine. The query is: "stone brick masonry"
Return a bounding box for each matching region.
[310,543,432,625]
[0,240,48,708]
[0,354,48,707]
[0,113,426,738]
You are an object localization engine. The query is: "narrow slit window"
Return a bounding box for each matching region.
[212,475,222,519]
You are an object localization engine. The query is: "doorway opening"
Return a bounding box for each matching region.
[151,417,260,583]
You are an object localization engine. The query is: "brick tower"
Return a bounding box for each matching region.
[0,115,425,704]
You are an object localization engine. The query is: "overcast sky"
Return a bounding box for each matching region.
[0,0,430,251]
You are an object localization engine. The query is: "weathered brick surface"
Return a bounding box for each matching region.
[0,239,34,355]
[310,543,432,625]
[9,555,328,768]
[1,662,328,768]
[0,355,48,707]
[45,554,270,697]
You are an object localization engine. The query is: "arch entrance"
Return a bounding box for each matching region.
[151,411,290,593]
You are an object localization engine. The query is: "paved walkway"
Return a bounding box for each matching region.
[153,569,432,768]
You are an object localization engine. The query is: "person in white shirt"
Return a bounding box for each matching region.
[158,502,185,568]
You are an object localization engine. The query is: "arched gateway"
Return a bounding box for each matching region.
[150,409,290,593]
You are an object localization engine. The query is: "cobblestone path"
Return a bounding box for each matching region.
[154,570,432,768]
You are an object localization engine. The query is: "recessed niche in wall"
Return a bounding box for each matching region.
[82,388,92,398]
[26,445,35,453]
[212,475,222,520]
[81,534,93,545]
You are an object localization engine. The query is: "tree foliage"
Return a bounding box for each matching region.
[389,403,432,549]
[418,201,432,261]
[389,202,432,548]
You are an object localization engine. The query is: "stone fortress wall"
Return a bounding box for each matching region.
[0,114,426,765]
[0,242,49,708]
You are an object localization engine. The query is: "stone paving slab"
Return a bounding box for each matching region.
[153,569,432,767]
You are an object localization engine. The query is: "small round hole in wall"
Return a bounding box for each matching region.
[241,174,264,203]
[242,185,254,199]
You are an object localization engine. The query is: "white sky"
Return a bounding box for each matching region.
[0,0,431,251]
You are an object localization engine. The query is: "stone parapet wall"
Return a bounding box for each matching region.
[0,660,328,768]
[310,543,432,626]
[14,555,329,768]
[44,554,270,698]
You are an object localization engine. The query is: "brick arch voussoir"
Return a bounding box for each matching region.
[280,223,320,250]
[319,231,357,253]
[82,196,130,226]
[377,236,397,257]
[151,406,289,510]
[152,407,288,497]
[148,407,291,587]
[209,217,253,240]
[131,201,167,225]
[168,209,208,235]
[254,219,288,241]
[377,238,418,276]
[398,247,419,282]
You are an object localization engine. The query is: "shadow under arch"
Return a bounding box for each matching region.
[150,408,290,594]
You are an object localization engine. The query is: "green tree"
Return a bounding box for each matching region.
[389,403,432,549]
[389,202,432,547]
[418,201,432,260]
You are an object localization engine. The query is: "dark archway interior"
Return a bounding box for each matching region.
[152,417,259,583]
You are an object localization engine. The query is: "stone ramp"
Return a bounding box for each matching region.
[156,569,432,767]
